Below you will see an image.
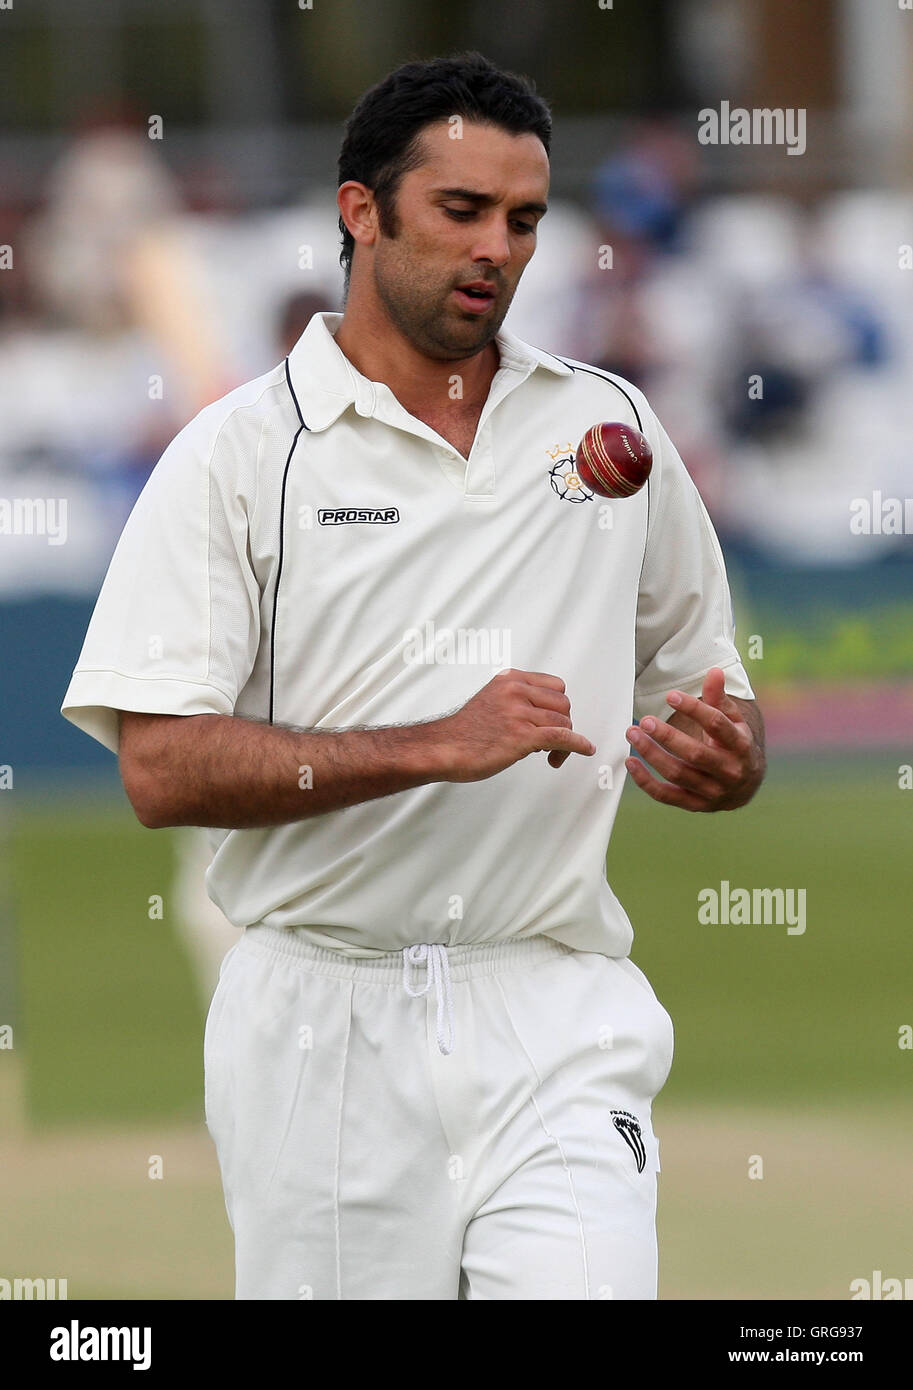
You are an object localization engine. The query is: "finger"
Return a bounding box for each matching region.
[525,706,572,730]
[499,670,567,693]
[700,667,726,709]
[717,688,749,722]
[670,677,748,726]
[548,749,570,768]
[625,729,728,798]
[525,688,572,717]
[629,717,743,781]
[535,727,595,758]
[624,755,712,811]
[665,691,751,751]
[703,669,749,724]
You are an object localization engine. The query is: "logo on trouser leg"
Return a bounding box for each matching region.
[611,1109,646,1173]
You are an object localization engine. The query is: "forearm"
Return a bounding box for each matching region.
[119,711,451,830]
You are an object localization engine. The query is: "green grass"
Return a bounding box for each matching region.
[7,757,910,1125]
[609,755,912,1106]
[10,795,203,1127]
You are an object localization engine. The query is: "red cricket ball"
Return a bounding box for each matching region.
[575,421,653,499]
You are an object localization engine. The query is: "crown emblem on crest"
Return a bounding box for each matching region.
[547,441,593,504]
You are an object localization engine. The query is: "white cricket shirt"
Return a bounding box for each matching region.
[62,311,754,957]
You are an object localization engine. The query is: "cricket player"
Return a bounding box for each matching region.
[61,52,765,1300]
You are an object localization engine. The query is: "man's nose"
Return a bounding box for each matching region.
[470,219,511,267]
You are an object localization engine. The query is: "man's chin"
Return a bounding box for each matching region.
[433,305,503,355]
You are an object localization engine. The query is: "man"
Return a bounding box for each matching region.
[61,52,765,1300]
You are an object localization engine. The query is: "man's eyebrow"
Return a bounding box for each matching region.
[432,187,548,214]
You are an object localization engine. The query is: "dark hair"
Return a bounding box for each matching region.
[336,51,551,289]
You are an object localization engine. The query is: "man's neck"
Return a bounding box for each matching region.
[332,301,500,414]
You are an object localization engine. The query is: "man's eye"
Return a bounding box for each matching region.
[445,208,535,235]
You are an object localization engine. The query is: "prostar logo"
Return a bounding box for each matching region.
[318,507,400,525]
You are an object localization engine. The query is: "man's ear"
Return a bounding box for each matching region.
[337,182,378,253]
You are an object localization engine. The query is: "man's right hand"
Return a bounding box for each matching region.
[432,669,596,782]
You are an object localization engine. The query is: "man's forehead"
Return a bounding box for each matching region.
[412,120,549,184]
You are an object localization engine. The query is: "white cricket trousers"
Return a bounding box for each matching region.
[203,926,675,1301]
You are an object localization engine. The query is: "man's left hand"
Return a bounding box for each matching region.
[625,667,765,812]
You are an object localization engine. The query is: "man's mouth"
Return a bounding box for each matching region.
[453,282,497,313]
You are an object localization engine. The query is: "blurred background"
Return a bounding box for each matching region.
[1,0,910,1299]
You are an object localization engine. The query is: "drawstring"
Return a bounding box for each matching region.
[402,944,455,1056]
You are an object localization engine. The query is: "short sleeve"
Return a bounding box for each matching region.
[633,410,755,722]
[61,409,261,754]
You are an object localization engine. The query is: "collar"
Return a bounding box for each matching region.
[285,310,572,432]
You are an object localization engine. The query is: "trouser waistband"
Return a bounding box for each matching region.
[238,927,577,1058]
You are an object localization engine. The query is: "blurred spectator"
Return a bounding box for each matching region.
[277,289,339,356]
[574,122,729,507]
[722,267,890,444]
[25,125,181,335]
